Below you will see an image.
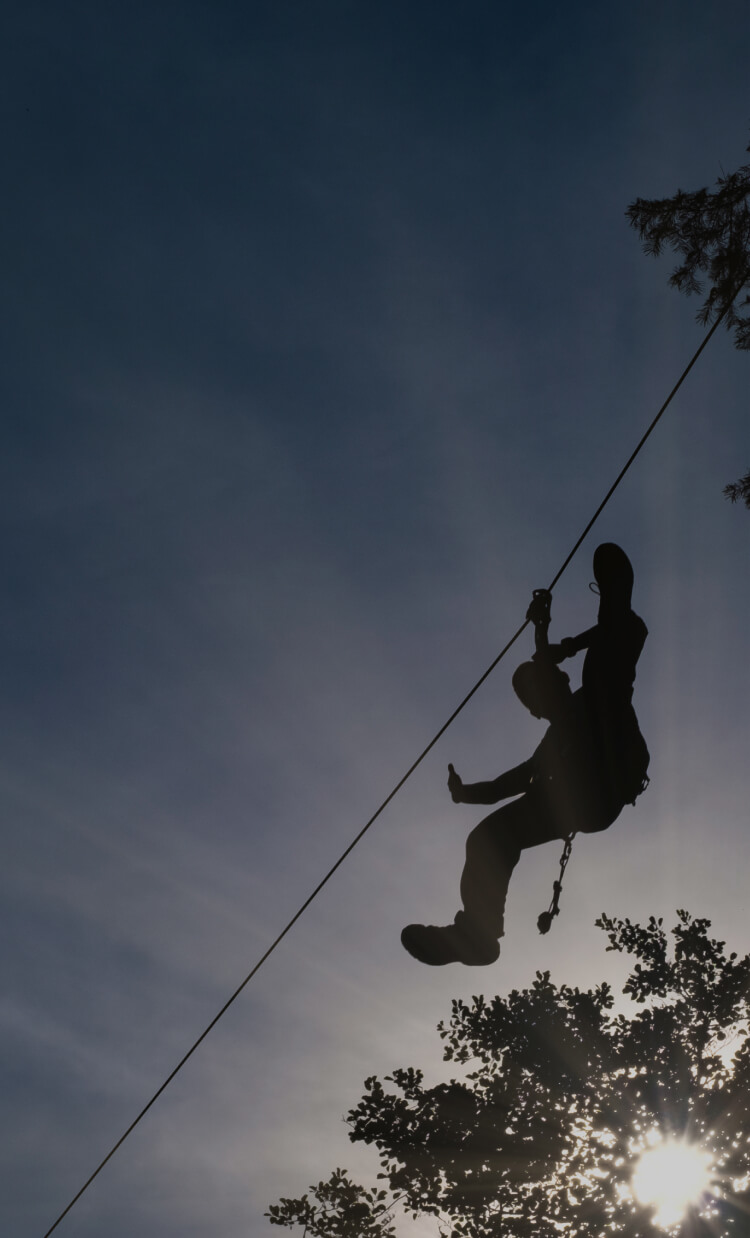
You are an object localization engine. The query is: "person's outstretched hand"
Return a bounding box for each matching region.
[447,763,464,803]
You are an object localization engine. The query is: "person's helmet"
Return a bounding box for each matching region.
[512,660,570,718]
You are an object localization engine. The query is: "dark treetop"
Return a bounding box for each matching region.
[627,141,750,350]
[268,912,750,1237]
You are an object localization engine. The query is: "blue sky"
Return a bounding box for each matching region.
[2,3,750,1236]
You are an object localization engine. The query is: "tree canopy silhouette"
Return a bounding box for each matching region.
[627,143,750,349]
[627,144,750,511]
[268,912,750,1236]
[723,470,750,510]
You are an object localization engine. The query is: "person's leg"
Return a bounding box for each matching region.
[456,794,561,943]
[593,543,633,614]
[401,792,564,966]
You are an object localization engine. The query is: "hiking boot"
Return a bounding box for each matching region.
[400,922,500,967]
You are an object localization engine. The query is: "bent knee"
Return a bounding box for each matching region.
[466,814,523,862]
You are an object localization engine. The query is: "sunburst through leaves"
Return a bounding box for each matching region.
[631,1133,714,1229]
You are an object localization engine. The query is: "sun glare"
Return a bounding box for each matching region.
[631,1135,714,1228]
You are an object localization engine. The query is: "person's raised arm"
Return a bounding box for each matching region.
[526,589,552,660]
[447,760,532,805]
[528,588,596,664]
[527,587,575,665]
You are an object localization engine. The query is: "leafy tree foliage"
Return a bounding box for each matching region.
[627,144,750,349]
[628,145,750,508]
[723,470,750,510]
[268,913,750,1236]
[266,1167,398,1237]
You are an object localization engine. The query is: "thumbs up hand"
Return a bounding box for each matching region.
[447,763,464,803]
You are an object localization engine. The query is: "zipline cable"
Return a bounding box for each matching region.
[41,301,734,1238]
[547,305,730,591]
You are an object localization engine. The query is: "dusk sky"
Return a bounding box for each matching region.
[3,4,750,1236]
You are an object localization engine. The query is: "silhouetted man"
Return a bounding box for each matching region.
[401,543,649,966]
